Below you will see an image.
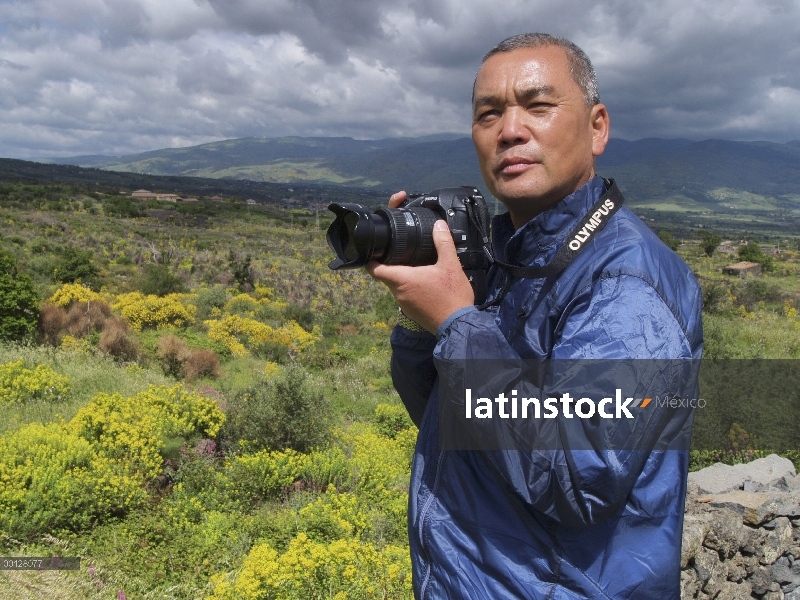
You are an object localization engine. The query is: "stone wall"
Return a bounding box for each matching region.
[682,455,800,599]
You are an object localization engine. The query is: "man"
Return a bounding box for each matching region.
[368,33,702,599]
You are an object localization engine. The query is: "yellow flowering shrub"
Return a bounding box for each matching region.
[264,361,280,377]
[69,385,225,480]
[227,448,310,504]
[205,315,319,357]
[252,284,275,300]
[0,384,225,534]
[342,424,413,504]
[224,294,261,317]
[209,533,412,600]
[374,403,414,439]
[0,360,70,405]
[59,334,91,354]
[0,422,144,534]
[112,292,196,331]
[46,282,104,307]
[298,489,368,540]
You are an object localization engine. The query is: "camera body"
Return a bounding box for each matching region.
[326,186,491,304]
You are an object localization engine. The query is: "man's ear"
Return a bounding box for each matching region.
[590,103,610,157]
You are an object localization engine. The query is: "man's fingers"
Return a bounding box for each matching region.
[432,220,459,265]
[389,191,406,208]
[366,260,412,287]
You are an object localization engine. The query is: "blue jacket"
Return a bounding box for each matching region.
[390,176,703,599]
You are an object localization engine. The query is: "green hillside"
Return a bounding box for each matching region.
[42,136,800,216]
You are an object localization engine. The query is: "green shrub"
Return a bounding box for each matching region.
[140,263,186,296]
[253,339,291,363]
[658,230,679,252]
[194,286,228,321]
[283,304,315,332]
[700,280,731,313]
[54,246,99,287]
[222,365,332,453]
[0,248,39,342]
[374,403,413,439]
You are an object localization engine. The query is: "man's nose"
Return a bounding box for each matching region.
[497,107,530,146]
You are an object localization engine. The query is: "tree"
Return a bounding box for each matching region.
[140,263,185,296]
[738,242,774,272]
[56,246,98,286]
[221,365,332,453]
[0,249,39,342]
[657,230,679,252]
[228,251,254,290]
[699,231,722,257]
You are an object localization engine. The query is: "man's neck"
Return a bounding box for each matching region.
[508,170,597,230]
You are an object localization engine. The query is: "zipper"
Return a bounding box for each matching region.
[418,449,445,600]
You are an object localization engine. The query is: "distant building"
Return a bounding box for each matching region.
[716,241,736,254]
[246,199,257,205]
[131,189,178,202]
[179,197,199,202]
[210,195,222,201]
[723,261,761,277]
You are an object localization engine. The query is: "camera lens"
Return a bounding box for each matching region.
[376,207,438,266]
[326,203,441,269]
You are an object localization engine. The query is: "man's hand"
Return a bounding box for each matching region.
[366,191,474,334]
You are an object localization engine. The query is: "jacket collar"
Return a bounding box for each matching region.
[491,175,608,268]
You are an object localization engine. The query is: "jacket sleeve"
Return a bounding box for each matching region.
[390,325,438,427]
[434,273,699,527]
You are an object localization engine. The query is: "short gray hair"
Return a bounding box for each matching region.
[477,33,600,107]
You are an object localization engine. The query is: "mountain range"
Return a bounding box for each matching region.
[43,136,800,208]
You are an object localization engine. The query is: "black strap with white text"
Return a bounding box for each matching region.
[466,179,625,309]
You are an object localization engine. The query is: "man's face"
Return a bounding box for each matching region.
[472,45,609,226]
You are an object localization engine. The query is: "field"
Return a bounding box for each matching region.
[0,180,799,598]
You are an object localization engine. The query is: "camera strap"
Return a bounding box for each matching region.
[465,179,625,309]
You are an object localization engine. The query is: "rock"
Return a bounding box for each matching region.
[742,554,760,575]
[716,580,752,600]
[787,589,800,600]
[682,567,700,599]
[708,490,777,525]
[725,554,747,583]
[773,562,795,586]
[689,455,796,495]
[696,546,727,596]
[773,494,800,519]
[763,518,794,565]
[742,528,768,556]
[703,509,745,558]
[750,565,775,596]
[764,582,785,599]
[683,515,711,567]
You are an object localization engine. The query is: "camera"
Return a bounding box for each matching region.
[326,186,492,304]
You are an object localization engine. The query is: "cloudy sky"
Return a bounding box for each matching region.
[1,0,798,159]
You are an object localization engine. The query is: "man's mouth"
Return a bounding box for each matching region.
[497,157,537,175]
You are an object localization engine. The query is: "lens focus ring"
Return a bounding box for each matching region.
[380,207,439,266]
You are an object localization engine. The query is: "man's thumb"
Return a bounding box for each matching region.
[433,219,457,262]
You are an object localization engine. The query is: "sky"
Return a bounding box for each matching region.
[1,0,799,159]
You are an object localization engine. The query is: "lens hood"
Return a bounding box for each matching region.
[326,202,390,269]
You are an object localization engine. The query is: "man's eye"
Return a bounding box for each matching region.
[477,109,500,121]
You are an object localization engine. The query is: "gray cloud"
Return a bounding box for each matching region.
[0,0,798,160]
